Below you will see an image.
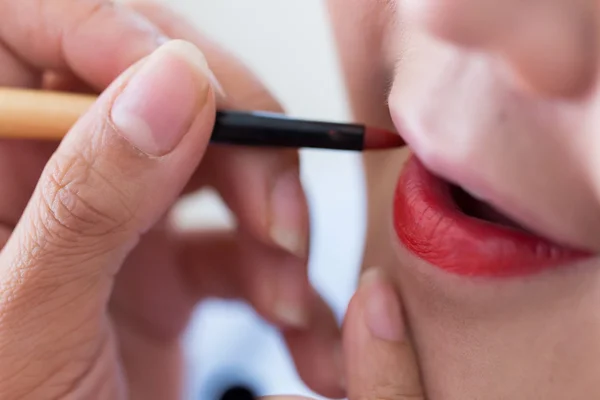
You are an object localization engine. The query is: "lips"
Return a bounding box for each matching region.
[394,156,590,277]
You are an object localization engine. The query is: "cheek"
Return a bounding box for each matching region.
[361,148,409,272]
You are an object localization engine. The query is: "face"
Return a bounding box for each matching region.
[329,1,600,399]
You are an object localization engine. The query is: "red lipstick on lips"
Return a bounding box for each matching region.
[394,156,590,277]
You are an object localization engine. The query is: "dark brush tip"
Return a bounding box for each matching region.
[363,127,405,149]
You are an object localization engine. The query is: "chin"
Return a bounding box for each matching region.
[361,151,600,400]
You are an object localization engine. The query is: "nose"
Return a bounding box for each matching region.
[407,0,599,97]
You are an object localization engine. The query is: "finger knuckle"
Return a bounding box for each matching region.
[37,149,134,243]
[62,0,113,37]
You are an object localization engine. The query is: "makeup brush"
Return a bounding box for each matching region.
[0,88,404,151]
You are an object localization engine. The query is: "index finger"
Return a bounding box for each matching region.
[0,0,166,89]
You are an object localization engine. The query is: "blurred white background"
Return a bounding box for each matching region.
[151,1,366,399]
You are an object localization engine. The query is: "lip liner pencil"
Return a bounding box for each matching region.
[0,88,404,151]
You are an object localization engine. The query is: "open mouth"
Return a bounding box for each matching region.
[449,184,527,232]
[393,156,590,277]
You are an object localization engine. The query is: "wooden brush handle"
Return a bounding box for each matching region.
[0,88,96,140]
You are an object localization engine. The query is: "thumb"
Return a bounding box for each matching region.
[0,39,214,354]
[343,268,425,400]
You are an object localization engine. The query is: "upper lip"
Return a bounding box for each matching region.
[394,156,590,277]
[389,108,576,251]
[387,103,600,274]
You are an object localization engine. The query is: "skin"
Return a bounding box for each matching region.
[327,0,600,399]
[4,0,598,399]
[0,0,430,398]
[0,1,421,399]
[0,0,349,398]
[271,268,426,400]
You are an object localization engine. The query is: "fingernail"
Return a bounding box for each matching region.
[361,268,405,342]
[206,69,227,102]
[111,39,213,156]
[273,265,310,328]
[270,168,309,258]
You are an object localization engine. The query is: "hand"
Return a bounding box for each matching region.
[0,1,344,398]
[264,268,425,400]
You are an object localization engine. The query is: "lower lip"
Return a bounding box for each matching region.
[394,156,590,277]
